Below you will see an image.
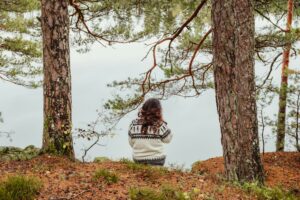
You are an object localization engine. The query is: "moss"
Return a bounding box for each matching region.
[0,175,42,200]
[42,116,74,158]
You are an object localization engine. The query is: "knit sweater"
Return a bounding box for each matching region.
[128,119,173,161]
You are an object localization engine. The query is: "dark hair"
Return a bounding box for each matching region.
[138,98,163,134]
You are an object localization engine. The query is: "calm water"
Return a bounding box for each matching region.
[1,18,299,167]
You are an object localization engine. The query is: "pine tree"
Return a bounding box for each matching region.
[211,0,264,183]
[41,0,74,159]
[276,0,294,152]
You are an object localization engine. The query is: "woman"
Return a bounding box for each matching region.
[128,98,172,166]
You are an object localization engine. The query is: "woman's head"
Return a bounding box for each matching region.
[138,98,163,130]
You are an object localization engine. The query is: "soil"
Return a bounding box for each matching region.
[0,152,299,200]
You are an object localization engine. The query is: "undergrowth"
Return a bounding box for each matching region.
[129,185,201,200]
[93,169,119,184]
[120,158,169,181]
[238,182,298,200]
[0,175,42,200]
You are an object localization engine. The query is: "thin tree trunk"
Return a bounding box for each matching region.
[295,91,300,152]
[276,0,294,152]
[41,0,74,159]
[260,109,265,155]
[212,0,264,183]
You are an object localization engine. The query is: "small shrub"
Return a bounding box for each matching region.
[240,182,298,200]
[0,175,42,200]
[129,185,200,200]
[93,169,119,184]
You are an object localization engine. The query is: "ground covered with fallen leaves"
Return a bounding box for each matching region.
[0,152,299,199]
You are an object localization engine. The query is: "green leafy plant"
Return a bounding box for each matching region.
[93,169,119,184]
[0,175,42,200]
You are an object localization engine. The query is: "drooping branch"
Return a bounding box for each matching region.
[257,52,283,89]
[141,0,209,94]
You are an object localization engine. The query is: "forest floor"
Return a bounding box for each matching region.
[0,152,299,200]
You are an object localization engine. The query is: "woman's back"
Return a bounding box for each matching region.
[128,99,172,166]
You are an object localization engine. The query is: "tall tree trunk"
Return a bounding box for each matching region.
[276,0,294,152]
[212,0,264,183]
[41,0,74,159]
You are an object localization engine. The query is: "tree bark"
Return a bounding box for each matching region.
[212,0,264,183]
[276,0,294,152]
[41,0,74,159]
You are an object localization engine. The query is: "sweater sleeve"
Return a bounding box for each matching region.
[159,122,173,143]
[128,122,134,147]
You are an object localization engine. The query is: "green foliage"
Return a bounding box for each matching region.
[104,94,144,113]
[286,73,300,151]
[120,158,168,181]
[0,175,42,200]
[0,145,40,161]
[129,185,200,200]
[93,156,111,163]
[100,0,300,122]
[239,182,298,200]
[0,0,42,88]
[93,169,119,184]
[0,0,40,13]
[120,158,167,172]
[71,0,206,49]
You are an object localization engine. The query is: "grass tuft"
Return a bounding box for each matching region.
[93,169,119,184]
[119,158,168,181]
[93,156,110,163]
[0,175,42,200]
[129,185,200,200]
[239,182,298,200]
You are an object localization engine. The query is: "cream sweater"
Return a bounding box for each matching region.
[128,119,172,161]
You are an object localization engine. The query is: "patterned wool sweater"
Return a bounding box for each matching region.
[128,119,173,161]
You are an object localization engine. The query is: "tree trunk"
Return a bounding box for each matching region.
[41,0,74,159]
[212,0,264,183]
[276,0,294,152]
[295,91,300,152]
